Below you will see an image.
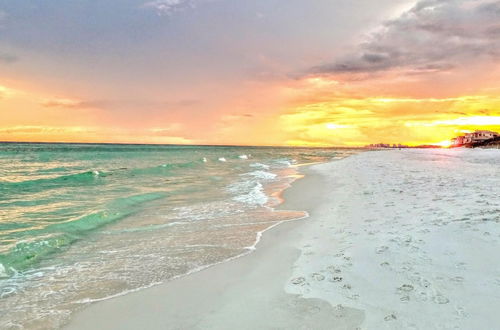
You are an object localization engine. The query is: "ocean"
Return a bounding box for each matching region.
[0,143,356,329]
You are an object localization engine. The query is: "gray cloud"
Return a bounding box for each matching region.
[142,0,194,16]
[310,0,500,75]
[0,53,17,63]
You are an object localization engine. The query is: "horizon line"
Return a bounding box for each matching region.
[0,140,361,149]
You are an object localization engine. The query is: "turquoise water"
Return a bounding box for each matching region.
[0,143,355,329]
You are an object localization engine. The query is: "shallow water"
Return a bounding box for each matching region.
[0,143,356,329]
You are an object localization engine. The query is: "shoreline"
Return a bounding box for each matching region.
[65,148,500,329]
[65,160,365,330]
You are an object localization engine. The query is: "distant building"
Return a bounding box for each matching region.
[365,143,409,149]
[451,135,465,146]
[452,130,499,147]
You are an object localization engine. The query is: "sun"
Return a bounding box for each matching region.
[434,140,453,148]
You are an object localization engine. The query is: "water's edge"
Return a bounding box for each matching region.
[63,152,359,328]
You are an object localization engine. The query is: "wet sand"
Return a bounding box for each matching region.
[66,149,500,330]
[66,164,364,330]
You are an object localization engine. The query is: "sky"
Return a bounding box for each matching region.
[0,0,499,146]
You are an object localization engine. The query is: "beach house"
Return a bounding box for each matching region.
[452,130,499,147]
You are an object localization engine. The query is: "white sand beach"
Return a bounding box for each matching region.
[66,149,500,330]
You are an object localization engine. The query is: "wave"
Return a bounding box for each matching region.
[0,160,200,196]
[130,161,199,176]
[249,162,270,170]
[232,182,268,206]
[242,170,277,180]
[0,171,104,196]
[2,170,102,187]
[0,192,167,277]
[275,159,293,167]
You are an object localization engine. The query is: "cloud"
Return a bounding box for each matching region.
[0,125,96,134]
[41,98,89,108]
[0,85,17,99]
[41,97,200,110]
[325,123,353,129]
[278,94,500,146]
[0,125,195,144]
[142,0,194,16]
[310,0,500,76]
[221,113,254,122]
[149,123,183,135]
[0,53,17,63]
[405,115,500,127]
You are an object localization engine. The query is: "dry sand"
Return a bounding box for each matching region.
[287,148,500,329]
[66,149,500,330]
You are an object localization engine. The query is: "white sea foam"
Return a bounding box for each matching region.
[0,263,9,278]
[249,162,270,170]
[244,212,309,251]
[202,157,208,163]
[101,222,186,234]
[275,159,293,167]
[232,182,268,206]
[174,203,244,221]
[92,170,100,176]
[218,157,227,162]
[238,154,249,159]
[242,170,277,180]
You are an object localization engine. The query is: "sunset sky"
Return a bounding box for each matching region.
[1,0,499,146]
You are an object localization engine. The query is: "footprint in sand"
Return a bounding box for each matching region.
[433,294,450,304]
[397,284,414,293]
[333,304,346,318]
[375,246,389,254]
[326,265,341,274]
[380,261,390,268]
[384,314,397,321]
[291,277,307,285]
[409,246,420,252]
[450,276,464,283]
[329,276,343,283]
[401,264,414,272]
[454,306,468,318]
[417,277,431,288]
[311,273,325,281]
[416,291,429,302]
